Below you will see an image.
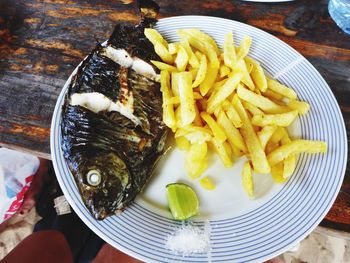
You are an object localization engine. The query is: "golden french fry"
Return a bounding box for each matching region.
[261,89,284,101]
[194,51,202,61]
[144,28,168,47]
[174,104,182,127]
[174,126,194,138]
[242,101,264,116]
[288,99,310,115]
[258,126,278,150]
[270,127,286,144]
[185,158,207,179]
[185,131,212,144]
[232,95,270,174]
[280,131,296,179]
[251,110,298,127]
[283,154,296,179]
[212,78,228,90]
[174,127,187,138]
[265,141,279,155]
[210,138,233,168]
[201,112,227,143]
[176,72,196,126]
[180,126,212,143]
[267,139,327,167]
[154,43,174,64]
[181,125,212,134]
[231,143,244,157]
[199,177,216,190]
[188,67,198,80]
[207,73,243,113]
[236,59,255,90]
[178,29,220,55]
[224,104,243,128]
[224,141,233,159]
[217,111,247,152]
[223,31,237,69]
[188,142,208,161]
[242,161,254,198]
[175,44,188,71]
[178,31,220,68]
[199,67,219,96]
[227,89,236,100]
[245,57,267,92]
[221,100,231,109]
[160,70,176,129]
[171,72,179,96]
[175,136,191,151]
[180,37,200,68]
[237,84,289,114]
[162,96,180,106]
[271,162,287,183]
[267,78,297,100]
[168,43,177,55]
[219,64,231,78]
[226,108,243,128]
[151,60,178,72]
[213,105,222,119]
[281,129,291,145]
[163,98,179,107]
[245,59,253,74]
[237,36,252,60]
[192,52,208,87]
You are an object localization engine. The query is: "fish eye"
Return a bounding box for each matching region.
[87,170,101,186]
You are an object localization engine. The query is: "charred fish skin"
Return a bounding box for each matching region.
[61,105,157,220]
[61,0,167,220]
[108,0,160,62]
[67,46,121,101]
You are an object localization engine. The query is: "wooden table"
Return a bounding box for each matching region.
[0,0,349,235]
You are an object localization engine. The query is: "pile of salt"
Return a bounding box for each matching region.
[165,221,211,255]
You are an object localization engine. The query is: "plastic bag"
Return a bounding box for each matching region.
[0,148,39,223]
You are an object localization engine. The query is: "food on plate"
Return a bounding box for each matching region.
[242,161,253,198]
[166,183,199,220]
[60,0,168,220]
[199,177,216,190]
[146,28,327,197]
[165,221,210,254]
[267,140,327,167]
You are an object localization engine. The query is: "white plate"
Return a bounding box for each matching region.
[51,16,347,262]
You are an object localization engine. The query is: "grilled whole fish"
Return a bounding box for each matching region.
[61,0,167,220]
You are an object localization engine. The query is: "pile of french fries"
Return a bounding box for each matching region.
[145,28,327,197]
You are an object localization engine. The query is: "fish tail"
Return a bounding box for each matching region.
[137,0,159,26]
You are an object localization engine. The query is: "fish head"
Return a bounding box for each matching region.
[75,151,131,220]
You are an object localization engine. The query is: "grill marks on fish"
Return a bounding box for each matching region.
[62,105,152,164]
[118,67,133,111]
[69,45,160,127]
[68,51,120,101]
[61,0,166,220]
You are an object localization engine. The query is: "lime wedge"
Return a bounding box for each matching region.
[166,183,199,220]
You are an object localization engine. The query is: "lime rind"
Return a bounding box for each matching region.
[166,183,199,220]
